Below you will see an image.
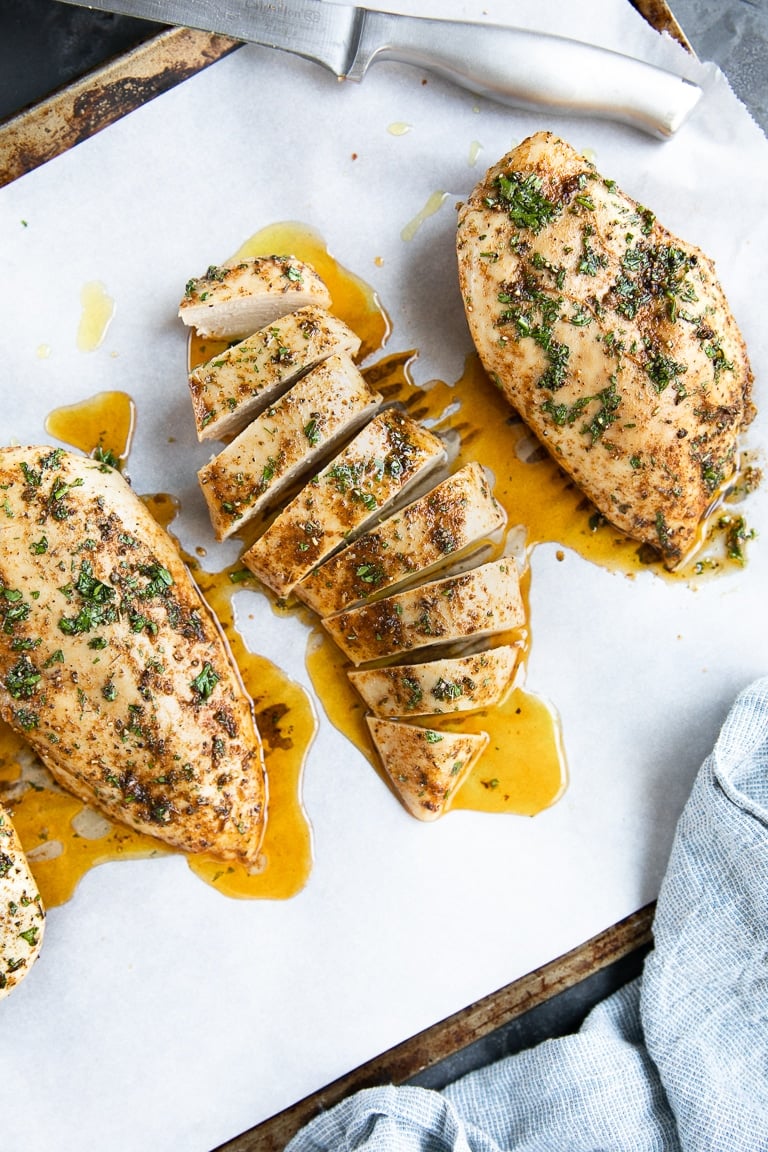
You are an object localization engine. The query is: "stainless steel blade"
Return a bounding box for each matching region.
[56,0,702,137]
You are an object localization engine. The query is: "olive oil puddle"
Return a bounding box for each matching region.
[77,280,115,352]
[45,390,135,466]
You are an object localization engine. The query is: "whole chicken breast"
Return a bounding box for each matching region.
[0,447,266,865]
[0,804,45,1000]
[456,131,755,567]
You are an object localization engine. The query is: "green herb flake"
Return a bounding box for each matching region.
[304,418,320,447]
[190,662,219,700]
[490,171,560,233]
[5,656,42,699]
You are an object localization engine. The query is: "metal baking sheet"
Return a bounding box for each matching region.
[0,3,766,1151]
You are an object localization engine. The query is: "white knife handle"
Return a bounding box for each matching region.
[350,13,701,138]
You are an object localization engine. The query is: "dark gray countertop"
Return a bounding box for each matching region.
[674,0,767,130]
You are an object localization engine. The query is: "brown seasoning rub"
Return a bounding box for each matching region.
[324,558,525,666]
[188,304,362,442]
[296,461,505,617]
[242,409,446,599]
[366,717,489,821]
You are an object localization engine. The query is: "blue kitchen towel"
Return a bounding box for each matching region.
[286,675,768,1151]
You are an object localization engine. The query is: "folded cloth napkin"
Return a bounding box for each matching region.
[286,675,768,1152]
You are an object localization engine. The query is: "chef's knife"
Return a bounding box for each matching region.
[57,0,701,137]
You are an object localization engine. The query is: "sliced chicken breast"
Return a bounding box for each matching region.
[242,411,446,600]
[0,804,45,1000]
[198,354,382,541]
[323,558,524,666]
[456,131,755,567]
[188,305,362,441]
[179,255,332,341]
[367,717,488,821]
[0,447,266,865]
[348,645,518,717]
[296,462,505,617]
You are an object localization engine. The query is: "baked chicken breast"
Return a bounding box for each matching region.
[0,447,266,865]
[0,804,45,999]
[456,131,754,566]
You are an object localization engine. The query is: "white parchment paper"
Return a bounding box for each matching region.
[0,2,767,1150]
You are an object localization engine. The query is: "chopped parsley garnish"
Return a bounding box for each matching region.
[190,662,219,700]
[2,589,29,634]
[432,678,463,702]
[355,563,386,586]
[488,171,560,233]
[5,656,41,699]
[401,677,423,711]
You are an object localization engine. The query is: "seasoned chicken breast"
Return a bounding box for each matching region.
[242,411,446,600]
[198,353,382,540]
[296,462,505,617]
[179,255,332,341]
[348,645,518,717]
[367,717,488,821]
[0,447,266,865]
[456,131,755,567]
[323,558,524,666]
[0,804,45,999]
[188,305,362,442]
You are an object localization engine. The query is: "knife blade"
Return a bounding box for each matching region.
[57,0,702,137]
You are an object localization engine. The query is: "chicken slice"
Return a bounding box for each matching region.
[456,131,755,567]
[0,446,266,865]
[179,255,332,341]
[348,645,518,717]
[367,717,488,821]
[198,354,382,541]
[242,411,446,600]
[188,305,362,441]
[296,462,505,617]
[0,804,45,1000]
[323,558,524,666]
